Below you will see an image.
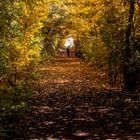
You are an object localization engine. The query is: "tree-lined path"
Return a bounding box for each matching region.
[0,0,139,139]
[24,57,140,140]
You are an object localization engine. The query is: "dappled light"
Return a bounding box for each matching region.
[0,0,139,139]
[23,58,140,140]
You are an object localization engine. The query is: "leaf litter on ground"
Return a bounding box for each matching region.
[20,57,140,140]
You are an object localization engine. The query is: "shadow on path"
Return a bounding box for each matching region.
[24,58,140,140]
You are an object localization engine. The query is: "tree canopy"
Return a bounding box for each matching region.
[0,0,139,138]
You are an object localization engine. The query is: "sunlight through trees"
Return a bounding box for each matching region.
[0,0,139,139]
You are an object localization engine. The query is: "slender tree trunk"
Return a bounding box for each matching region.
[123,0,136,92]
[75,35,79,57]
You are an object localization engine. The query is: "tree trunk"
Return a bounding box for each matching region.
[123,0,136,92]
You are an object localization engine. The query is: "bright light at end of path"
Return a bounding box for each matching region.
[64,36,74,48]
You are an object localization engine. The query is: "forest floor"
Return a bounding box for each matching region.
[23,53,140,140]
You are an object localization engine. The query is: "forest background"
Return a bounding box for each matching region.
[0,0,139,138]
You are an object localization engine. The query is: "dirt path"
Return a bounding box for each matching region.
[24,58,140,140]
